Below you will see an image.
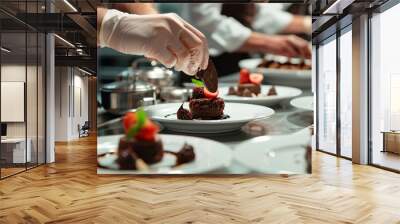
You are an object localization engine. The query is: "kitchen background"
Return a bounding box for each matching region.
[97,3,314,174]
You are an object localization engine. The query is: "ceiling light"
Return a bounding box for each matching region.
[78,67,92,76]
[54,34,75,48]
[323,0,354,15]
[1,47,11,53]
[63,0,78,12]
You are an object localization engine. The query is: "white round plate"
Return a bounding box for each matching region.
[234,130,310,174]
[290,96,314,111]
[97,134,232,174]
[144,102,274,134]
[219,85,302,106]
[239,58,311,88]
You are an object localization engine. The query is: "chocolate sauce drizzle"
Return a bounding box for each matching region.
[165,112,230,120]
[98,143,196,170]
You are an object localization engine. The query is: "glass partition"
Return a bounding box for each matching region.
[317,36,337,154]
[339,27,352,158]
[37,32,45,165]
[370,3,400,171]
[0,29,28,178]
[27,31,38,169]
[0,0,46,179]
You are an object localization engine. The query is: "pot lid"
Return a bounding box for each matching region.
[101,80,154,93]
[137,67,174,79]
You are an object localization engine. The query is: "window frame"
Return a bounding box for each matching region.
[315,21,353,161]
[367,0,400,173]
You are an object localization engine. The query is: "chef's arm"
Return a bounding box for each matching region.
[97,7,107,41]
[108,3,158,14]
[187,3,253,55]
[97,4,158,45]
[281,15,311,34]
[238,33,311,59]
[253,4,311,35]
[188,3,310,58]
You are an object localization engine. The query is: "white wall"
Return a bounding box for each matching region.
[1,64,36,138]
[1,65,28,138]
[54,67,89,141]
[1,63,46,164]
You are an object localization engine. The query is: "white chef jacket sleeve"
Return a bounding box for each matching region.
[185,3,252,56]
[253,3,293,35]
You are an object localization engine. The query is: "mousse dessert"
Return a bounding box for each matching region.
[227,68,277,97]
[116,110,196,170]
[117,110,163,169]
[257,58,311,70]
[177,80,226,120]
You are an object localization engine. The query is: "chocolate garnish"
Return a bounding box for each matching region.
[267,85,277,96]
[175,143,196,165]
[227,86,237,95]
[196,59,218,93]
[177,103,193,120]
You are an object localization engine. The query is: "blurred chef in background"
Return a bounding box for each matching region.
[97,4,209,76]
[98,3,311,79]
[182,3,312,76]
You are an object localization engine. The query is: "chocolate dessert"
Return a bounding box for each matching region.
[116,110,163,169]
[257,58,311,70]
[117,149,138,170]
[99,110,198,171]
[228,69,264,97]
[118,136,163,165]
[189,97,225,119]
[237,83,261,95]
[177,86,225,120]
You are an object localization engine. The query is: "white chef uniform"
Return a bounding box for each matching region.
[182,3,293,56]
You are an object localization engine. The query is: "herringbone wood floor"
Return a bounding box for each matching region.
[1,134,400,224]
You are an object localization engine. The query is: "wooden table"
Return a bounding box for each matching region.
[1,138,32,164]
[381,131,400,154]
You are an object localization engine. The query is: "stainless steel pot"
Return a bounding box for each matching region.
[132,58,177,94]
[160,87,192,103]
[100,77,156,115]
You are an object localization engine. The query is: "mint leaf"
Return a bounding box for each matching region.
[191,78,204,87]
[126,108,147,139]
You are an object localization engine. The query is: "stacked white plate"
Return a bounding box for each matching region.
[144,102,274,134]
[290,96,314,111]
[239,58,311,88]
[219,85,302,106]
[234,128,311,174]
[97,134,232,174]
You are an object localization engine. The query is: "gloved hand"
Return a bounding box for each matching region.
[240,33,311,59]
[262,34,311,59]
[99,9,209,75]
[302,16,312,34]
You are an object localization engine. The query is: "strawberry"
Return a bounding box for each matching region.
[239,68,250,84]
[135,120,159,141]
[249,73,264,85]
[204,88,219,99]
[123,110,159,141]
[123,112,137,134]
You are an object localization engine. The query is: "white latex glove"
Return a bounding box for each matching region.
[303,16,312,34]
[99,9,209,75]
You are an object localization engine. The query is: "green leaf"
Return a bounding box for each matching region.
[126,108,147,139]
[191,78,204,87]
